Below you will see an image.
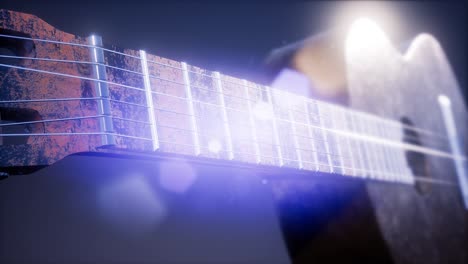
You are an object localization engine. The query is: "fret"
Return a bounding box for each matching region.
[329,106,345,173]
[287,98,303,169]
[378,123,399,181]
[332,106,357,176]
[317,102,342,174]
[265,86,283,167]
[304,101,319,171]
[352,113,373,178]
[373,119,392,181]
[243,80,261,164]
[214,72,234,160]
[88,35,115,146]
[367,117,386,180]
[347,112,365,177]
[181,62,201,156]
[139,50,160,151]
[308,100,333,173]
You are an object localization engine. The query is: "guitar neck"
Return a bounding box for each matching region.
[0,9,450,184]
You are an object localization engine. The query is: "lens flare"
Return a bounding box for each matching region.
[208,139,222,153]
[253,101,274,120]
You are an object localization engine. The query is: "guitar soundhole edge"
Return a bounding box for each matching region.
[400,117,431,194]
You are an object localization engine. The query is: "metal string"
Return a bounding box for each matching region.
[0,47,450,139]
[0,47,457,156]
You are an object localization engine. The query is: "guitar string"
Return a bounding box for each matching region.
[0,71,444,152]
[0,33,463,186]
[0,103,462,163]
[0,127,458,186]
[0,62,453,152]
[0,34,449,140]
[142,67,448,140]
[0,51,449,140]
[114,138,458,187]
[0,64,454,153]
[0,103,456,173]
[0,116,463,186]
[0,33,142,60]
[0,54,144,76]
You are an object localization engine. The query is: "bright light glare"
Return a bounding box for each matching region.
[253,101,274,120]
[346,17,388,51]
[208,139,222,153]
[438,94,451,107]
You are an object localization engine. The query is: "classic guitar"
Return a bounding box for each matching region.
[1,9,467,263]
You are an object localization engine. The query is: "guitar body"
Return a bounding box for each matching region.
[265,20,468,263]
[1,10,467,264]
[346,32,468,263]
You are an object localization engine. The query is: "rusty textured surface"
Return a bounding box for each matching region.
[0,9,100,167]
[0,9,286,168]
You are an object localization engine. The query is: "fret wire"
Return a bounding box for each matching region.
[153,137,432,183]
[346,111,362,177]
[0,32,447,139]
[183,69,261,91]
[365,117,382,179]
[215,71,234,160]
[0,115,104,127]
[352,113,371,178]
[169,76,448,140]
[348,103,447,139]
[243,80,261,163]
[329,106,345,173]
[266,86,284,167]
[316,102,334,173]
[181,62,201,156]
[0,126,453,184]
[0,62,450,142]
[287,97,303,169]
[361,116,379,179]
[339,109,357,176]
[150,100,347,149]
[90,35,116,146]
[304,101,319,171]
[148,75,256,105]
[305,100,446,140]
[140,50,160,151]
[157,122,354,160]
[0,58,451,161]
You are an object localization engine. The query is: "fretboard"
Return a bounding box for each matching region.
[0,28,415,184]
